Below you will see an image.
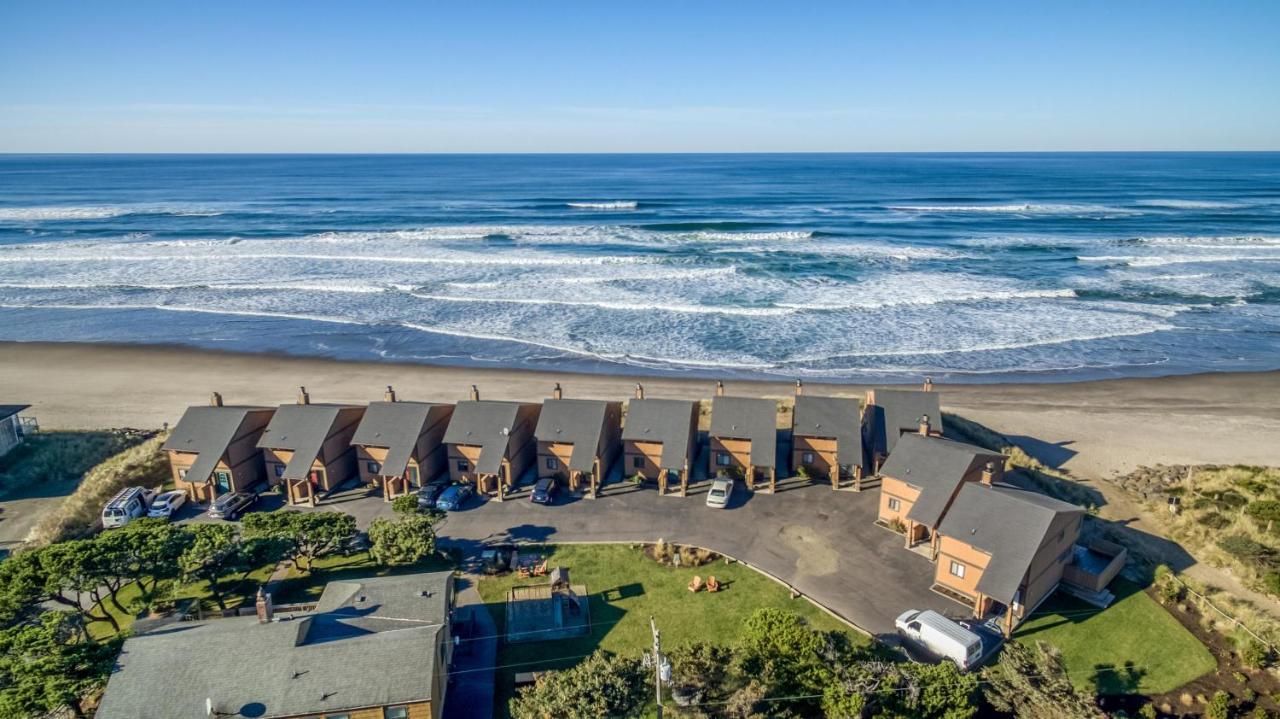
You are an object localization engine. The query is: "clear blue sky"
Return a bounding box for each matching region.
[2,1,1278,152]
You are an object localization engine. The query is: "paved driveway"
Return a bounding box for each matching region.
[433,476,961,641]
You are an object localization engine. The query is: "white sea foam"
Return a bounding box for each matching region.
[405,291,793,317]
[1135,199,1245,210]
[1078,254,1280,267]
[0,206,132,221]
[888,203,1139,216]
[691,230,813,242]
[1133,235,1280,247]
[566,201,638,210]
[777,288,1077,311]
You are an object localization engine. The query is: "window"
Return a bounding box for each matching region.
[716,453,730,467]
[456,460,469,472]
[887,497,901,512]
[406,466,419,483]
[273,464,284,477]
[367,461,381,474]
[632,456,644,469]
[546,457,558,470]
[384,708,409,719]
[949,560,966,579]
[802,452,814,464]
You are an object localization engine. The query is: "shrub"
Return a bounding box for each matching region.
[1138,704,1158,719]
[1239,639,1270,668]
[1219,535,1277,568]
[390,493,421,515]
[1198,512,1233,530]
[367,514,435,566]
[1204,691,1231,719]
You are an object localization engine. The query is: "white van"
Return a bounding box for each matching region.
[101,487,154,529]
[894,609,984,671]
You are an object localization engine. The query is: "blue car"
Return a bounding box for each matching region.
[435,483,474,511]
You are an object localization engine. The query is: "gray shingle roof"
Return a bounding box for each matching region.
[621,398,698,469]
[0,404,29,422]
[792,395,863,466]
[865,388,942,455]
[534,399,619,473]
[443,400,538,475]
[163,406,273,486]
[96,572,452,719]
[938,483,1084,605]
[709,396,778,468]
[351,401,452,478]
[879,433,1002,528]
[257,404,362,481]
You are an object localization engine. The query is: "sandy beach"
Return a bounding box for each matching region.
[2,340,1278,481]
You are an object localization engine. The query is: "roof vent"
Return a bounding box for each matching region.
[502,427,510,436]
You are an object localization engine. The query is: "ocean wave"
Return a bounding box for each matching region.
[692,230,813,242]
[566,201,639,210]
[799,323,1173,360]
[1135,199,1246,210]
[1078,254,1280,267]
[404,291,793,317]
[888,203,1139,216]
[1131,235,1280,248]
[0,251,656,267]
[776,288,1077,311]
[0,206,132,221]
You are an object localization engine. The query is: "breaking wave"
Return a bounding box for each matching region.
[566,201,639,210]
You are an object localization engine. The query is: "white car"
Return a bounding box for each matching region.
[705,474,734,508]
[146,490,187,520]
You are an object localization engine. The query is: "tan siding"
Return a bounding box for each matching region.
[356,445,391,483]
[536,441,574,478]
[791,435,838,476]
[709,436,752,474]
[877,477,920,524]
[624,440,664,479]
[934,535,992,600]
[446,444,482,483]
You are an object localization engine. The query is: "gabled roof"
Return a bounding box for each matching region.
[0,404,29,422]
[163,405,273,485]
[257,404,362,481]
[792,395,863,466]
[866,388,942,455]
[709,396,778,468]
[95,572,452,719]
[880,433,1002,528]
[443,400,537,475]
[535,399,618,473]
[938,483,1084,605]
[622,398,698,469]
[351,401,452,478]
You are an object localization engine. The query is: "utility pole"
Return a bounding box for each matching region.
[650,615,663,719]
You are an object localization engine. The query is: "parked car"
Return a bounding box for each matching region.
[435,483,474,511]
[416,481,448,510]
[705,473,734,508]
[207,491,258,521]
[894,609,984,671]
[102,486,156,529]
[146,490,188,520]
[530,476,558,504]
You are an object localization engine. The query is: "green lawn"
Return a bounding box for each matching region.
[477,543,866,717]
[1015,579,1216,695]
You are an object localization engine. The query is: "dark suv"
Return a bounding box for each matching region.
[207,491,258,520]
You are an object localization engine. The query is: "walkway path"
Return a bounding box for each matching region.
[443,574,497,719]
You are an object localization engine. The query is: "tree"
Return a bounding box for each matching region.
[367,514,436,566]
[983,641,1105,719]
[667,642,733,707]
[391,493,421,516]
[0,612,122,719]
[510,651,647,719]
[821,659,976,719]
[735,608,832,716]
[178,524,261,610]
[23,540,122,632]
[241,510,357,572]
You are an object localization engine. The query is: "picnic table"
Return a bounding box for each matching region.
[516,554,548,578]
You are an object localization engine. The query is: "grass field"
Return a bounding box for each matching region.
[1015,579,1216,695]
[476,543,866,717]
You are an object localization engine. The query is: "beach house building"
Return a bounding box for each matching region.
[163,393,274,502]
[257,388,365,506]
[534,383,622,496]
[621,384,700,496]
[708,382,779,492]
[933,481,1085,636]
[96,571,455,719]
[352,386,454,501]
[442,386,540,496]
[864,380,942,471]
[0,404,32,458]
[790,382,865,490]
[876,432,1005,552]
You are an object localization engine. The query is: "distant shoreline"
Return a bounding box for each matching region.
[3,340,1279,481]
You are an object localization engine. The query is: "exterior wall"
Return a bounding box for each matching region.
[414,407,454,483]
[1016,512,1083,618]
[536,441,575,479]
[791,435,838,479]
[356,445,391,484]
[877,477,921,525]
[624,440,665,480]
[504,405,540,486]
[316,407,364,488]
[0,414,22,457]
[934,534,993,604]
[264,448,293,487]
[275,701,432,719]
[169,452,262,502]
[595,402,623,481]
[709,436,752,475]
[446,444,483,484]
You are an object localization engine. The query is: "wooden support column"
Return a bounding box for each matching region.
[680,466,689,497]
[657,469,667,495]
[904,521,914,548]
[830,465,839,491]
[1004,604,1015,637]
[852,465,863,492]
[746,464,755,491]
[769,467,776,494]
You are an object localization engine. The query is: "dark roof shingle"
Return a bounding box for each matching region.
[879,433,1002,528]
[351,401,451,477]
[443,400,538,475]
[162,406,273,485]
[865,388,942,455]
[621,398,698,469]
[709,396,778,468]
[257,404,362,481]
[534,399,618,473]
[792,395,863,466]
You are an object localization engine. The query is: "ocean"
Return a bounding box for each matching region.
[1,153,1278,383]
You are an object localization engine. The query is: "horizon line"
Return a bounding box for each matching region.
[2,149,1279,157]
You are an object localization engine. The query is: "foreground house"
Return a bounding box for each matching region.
[163,393,274,502]
[534,383,622,495]
[864,381,942,470]
[876,432,1005,551]
[708,382,779,492]
[352,386,454,501]
[442,386,540,496]
[621,384,699,496]
[790,382,865,490]
[258,388,365,506]
[96,571,454,719]
[933,481,1085,636]
[0,404,32,458]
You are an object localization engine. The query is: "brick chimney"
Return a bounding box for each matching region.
[209,391,223,407]
[297,386,310,405]
[384,385,397,402]
[634,383,644,400]
[715,380,725,397]
[795,379,804,396]
[469,385,480,401]
[923,377,934,393]
[552,383,563,400]
[918,414,931,436]
[255,587,274,623]
[981,461,996,486]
